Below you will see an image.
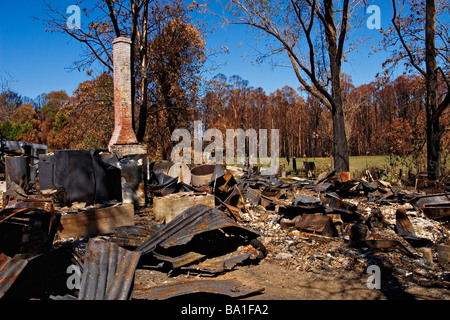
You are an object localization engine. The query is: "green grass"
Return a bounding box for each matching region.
[278,155,395,178]
[224,154,448,179]
[230,156,389,174]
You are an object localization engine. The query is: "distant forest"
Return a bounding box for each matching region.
[1,72,449,172]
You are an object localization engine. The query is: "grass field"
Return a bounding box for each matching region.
[278,156,390,176]
[224,153,448,180]
[262,155,441,180]
[230,155,394,176]
[277,155,449,179]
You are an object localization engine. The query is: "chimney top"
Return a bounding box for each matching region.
[113,36,132,45]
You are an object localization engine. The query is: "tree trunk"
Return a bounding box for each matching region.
[324,0,350,172]
[426,115,440,180]
[136,76,148,142]
[136,2,149,143]
[425,0,440,180]
[130,1,139,134]
[332,95,350,172]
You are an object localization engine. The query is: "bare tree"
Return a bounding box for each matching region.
[217,0,364,172]
[382,0,450,180]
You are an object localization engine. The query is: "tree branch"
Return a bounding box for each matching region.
[105,0,122,37]
[391,0,426,77]
[433,89,450,123]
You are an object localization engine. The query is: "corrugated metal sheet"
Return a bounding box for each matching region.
[137,205,260,255]
[132,278,264,300]
[0,254,29,299]
[78,239,141,300]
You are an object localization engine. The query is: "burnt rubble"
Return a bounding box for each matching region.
[1,158,449,300]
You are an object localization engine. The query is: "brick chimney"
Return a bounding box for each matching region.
[108,37,147,207]
[109,37,146,157]
[109,37,138,146]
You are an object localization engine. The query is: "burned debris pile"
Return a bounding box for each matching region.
[0,153,270,300]
[1,154,450,300]
[1,153,450,300]
[238,170,450,288]
[0,154,450,300]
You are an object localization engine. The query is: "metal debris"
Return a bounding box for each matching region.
[78,239,141,300]
[1,157,450,301]
[0,207,60,256]
[132,278,264,300]
[136,205,265,273]
[409,193,450,220]
[0,253,29,299]
[137,205,261,254]
[294,214,337,237]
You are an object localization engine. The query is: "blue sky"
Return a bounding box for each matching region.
[0,0,393,100]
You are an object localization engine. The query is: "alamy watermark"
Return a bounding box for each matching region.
[366,4,381,30]
[171,120,280,172]
[66,5,81,30]
[66,264,81,290]
[367,265,381,290]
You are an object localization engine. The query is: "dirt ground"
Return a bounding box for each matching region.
[133,247,450,301]
[132,206,450,301]
[220,260,450,300]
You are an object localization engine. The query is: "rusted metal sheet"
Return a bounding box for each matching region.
[153,251,206,269]
[219,184,241,207]
[132,279,264,300]
[111,225,158,248]
[78,239,141,300]
[422,206,450,220]
[0,254,29,299]
[212,167,239,206]
[409,193,450,210]
[408,193,450,220]
[294,214,337,237]
[182,252,254,274]
[137,205,260,255]
[336,179,377,197]
[394,208,417,239]
[149,171,179,196]
[246,188,261,206]
[394,208,431,247]
[136,205,264,273]
[293,195,324,208]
